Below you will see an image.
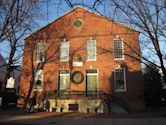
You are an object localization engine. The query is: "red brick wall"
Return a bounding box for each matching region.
[18,7,144,111]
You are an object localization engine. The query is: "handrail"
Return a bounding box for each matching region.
[55,90,106,99]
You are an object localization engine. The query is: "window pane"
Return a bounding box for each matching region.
[37,42,45,62]
[87,75,98,91]
[114,39,124,59]
[115,68,126,91]
[34,70,43,91]
[60,42,69,61]
[60,75,70,91]
[59,70,70,95]
[86,69,98,97]
[87,40,96,60]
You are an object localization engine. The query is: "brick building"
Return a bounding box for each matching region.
[18,7,145,112]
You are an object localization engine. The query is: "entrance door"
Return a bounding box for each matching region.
[58,70,70,96]
[86,69,98,97]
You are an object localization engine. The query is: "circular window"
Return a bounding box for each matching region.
[71,71,84,84]
[73,19,83,28]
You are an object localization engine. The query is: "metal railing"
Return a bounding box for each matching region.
[56,90,106,99]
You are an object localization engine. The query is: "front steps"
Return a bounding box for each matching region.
[111,104,128,114]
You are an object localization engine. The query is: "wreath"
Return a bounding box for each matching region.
[71,71,84,84]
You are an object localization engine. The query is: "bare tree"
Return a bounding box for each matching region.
[21,15,87,108]
[0,0,43,92]
[0,0,35,42]
[63,0,166,83]
[110,0,166,83]
[22,35,61,108]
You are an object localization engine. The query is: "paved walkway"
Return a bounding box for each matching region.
[0,109,166,125]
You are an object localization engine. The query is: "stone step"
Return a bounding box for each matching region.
[111,105,128,114]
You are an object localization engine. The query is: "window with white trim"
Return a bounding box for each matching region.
[60,39,69,61]
[58,70,70,95]
[34,70,43,91]
[86,69,98,97]
[114,39,124,59]
[114,68,126,92]
[87,38,96,61]
[37,41,46,62]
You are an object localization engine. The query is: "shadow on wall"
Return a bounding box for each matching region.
[109,63,145,112]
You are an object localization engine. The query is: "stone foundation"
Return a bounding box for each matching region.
[49,99,107,113]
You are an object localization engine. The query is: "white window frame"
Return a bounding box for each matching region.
[58,69,70,93]
[113,38,124,60]
[34,69,43,92]
[114,68,126,92]
[86,69,99,97]
[37,41,46,63]
[87,38,96,61]
[60,39,69,62]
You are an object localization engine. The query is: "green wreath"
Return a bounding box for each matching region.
[71,71,84,84]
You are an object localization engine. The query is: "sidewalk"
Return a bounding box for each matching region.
[0,108,166,125]
[1,107,166,118]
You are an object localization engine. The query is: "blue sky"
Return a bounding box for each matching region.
[36,0,166,67]
[0,0,165,67]
[0,0,110,61]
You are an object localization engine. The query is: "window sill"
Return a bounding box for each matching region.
[114,58,124,61]
[60,60,69,62]
[36,61,45,63]
[115,89,127,92]
[72,62,83,67]
[34,88,42,92]
[86,59,96,62]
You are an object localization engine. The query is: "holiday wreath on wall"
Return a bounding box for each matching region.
[71,71,84,84]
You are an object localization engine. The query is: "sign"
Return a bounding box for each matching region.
[6,77,15,88]
[72,62,83,67]
[72,54,83,67]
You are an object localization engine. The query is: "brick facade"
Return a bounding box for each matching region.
[18,7,145,112]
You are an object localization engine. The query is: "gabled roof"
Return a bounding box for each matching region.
[73,6,139,33]
[25,6,139,40]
